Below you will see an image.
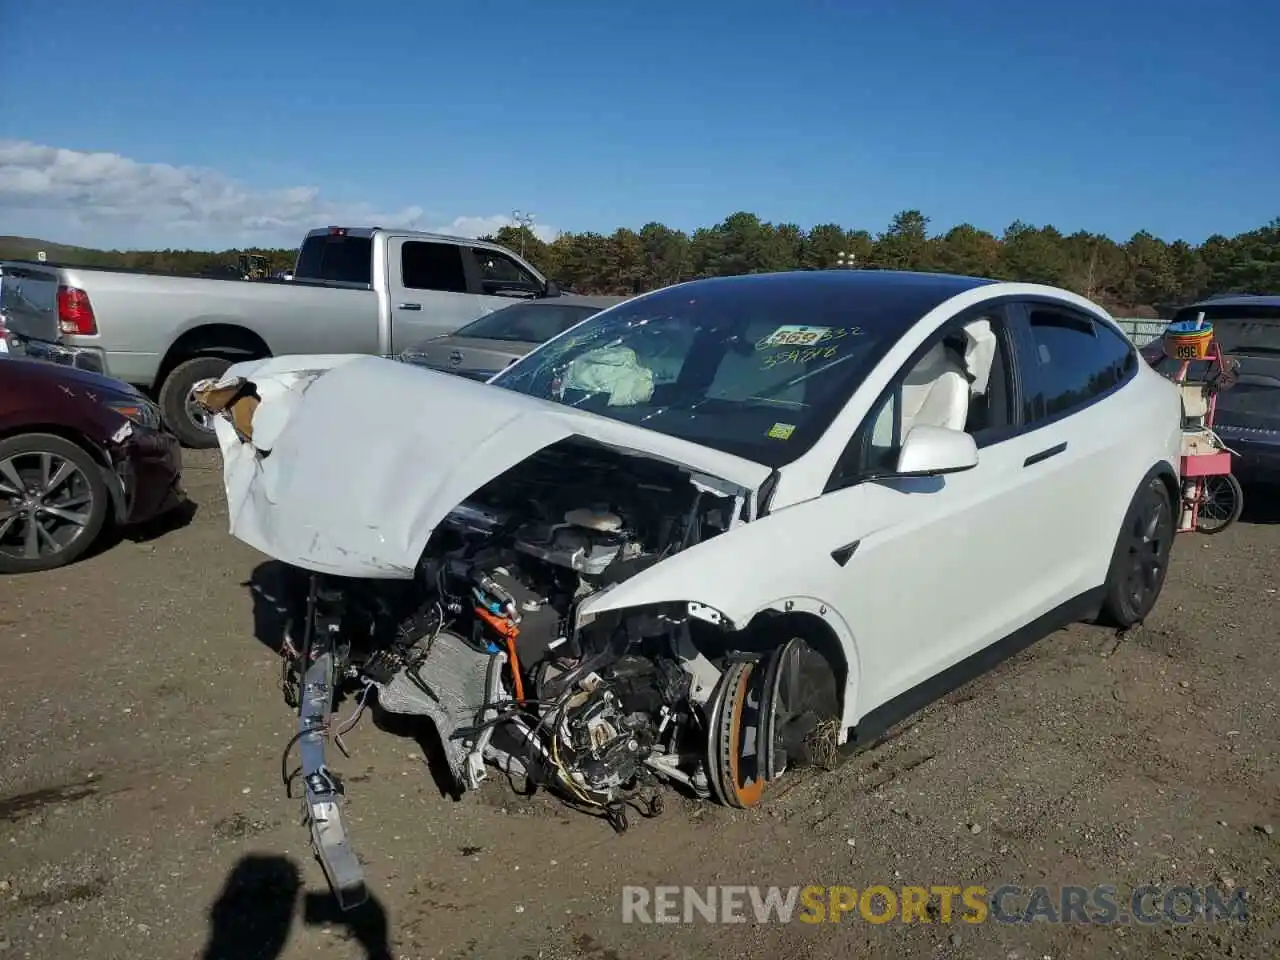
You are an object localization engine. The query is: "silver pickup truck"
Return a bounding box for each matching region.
[0,227,561,446]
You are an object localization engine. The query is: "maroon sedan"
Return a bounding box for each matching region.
[0,357,186,574]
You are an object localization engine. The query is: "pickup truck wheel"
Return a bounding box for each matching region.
[159,356,234,449]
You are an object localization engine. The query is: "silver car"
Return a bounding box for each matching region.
[399,295,627,380]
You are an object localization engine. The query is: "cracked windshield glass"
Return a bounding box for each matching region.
[489,275,928,465]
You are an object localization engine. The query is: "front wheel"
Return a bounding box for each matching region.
[0,433,110,574]
[158,356,235,449]
[1099,476,1176,628]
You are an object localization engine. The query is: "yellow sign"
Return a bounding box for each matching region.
[767,422,796,440]
[798,885,988,924]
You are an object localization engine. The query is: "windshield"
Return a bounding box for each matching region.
[489,273,948,467]
[455,302,601,343]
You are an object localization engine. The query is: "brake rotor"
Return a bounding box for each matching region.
[706,661,767,808]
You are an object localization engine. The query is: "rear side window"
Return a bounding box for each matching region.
[1022,306,1137,422]
[402,242,468,293]
[294,234,372,284]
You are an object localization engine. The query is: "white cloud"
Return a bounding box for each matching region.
[0,140,557,249]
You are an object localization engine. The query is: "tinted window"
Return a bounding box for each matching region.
[1023,306,1137,422]
[470,248,541,295]
[489,272,956,467]
[402,242,468,293]
[293,235,373,285]
[455,303,600,343]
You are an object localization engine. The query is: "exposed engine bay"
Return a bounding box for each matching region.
[270,438,840,909]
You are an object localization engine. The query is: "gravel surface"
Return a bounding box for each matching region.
[0,452,1277,960]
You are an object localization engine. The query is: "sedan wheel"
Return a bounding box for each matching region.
[0,434,109,574]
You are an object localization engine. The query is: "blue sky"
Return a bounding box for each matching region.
[1,0,1276,250]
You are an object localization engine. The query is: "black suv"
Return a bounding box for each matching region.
[1141,295,1280,485]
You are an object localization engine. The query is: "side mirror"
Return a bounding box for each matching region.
[543,279,562,298]
[894,425,978,477]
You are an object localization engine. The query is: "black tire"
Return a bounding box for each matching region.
[1098,475,1176,628]
[158,356,235,449]
[0,433,110,574]
[1195,474,1244,534]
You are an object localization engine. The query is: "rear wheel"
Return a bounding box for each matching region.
[158,355,235,449]
[0,433,109,574]
[1098,476,1175,627]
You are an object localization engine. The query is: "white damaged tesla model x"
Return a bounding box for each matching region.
[197,269,1182,909]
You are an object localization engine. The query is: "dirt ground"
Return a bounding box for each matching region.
[1,450,1278,960]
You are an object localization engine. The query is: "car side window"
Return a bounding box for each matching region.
[402,241,468,293]
[1022,306,1137,423]
[470,248,540,294]
[827,313,1016,490]
[862,389,900,474]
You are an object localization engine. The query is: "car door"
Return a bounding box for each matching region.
[1005,299,1145,602]
[817,305,1072,716]
[388,238,495,350]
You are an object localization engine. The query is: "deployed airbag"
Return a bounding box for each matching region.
[564,346,655,406]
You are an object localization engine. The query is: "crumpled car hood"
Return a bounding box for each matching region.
[199,354,771,578]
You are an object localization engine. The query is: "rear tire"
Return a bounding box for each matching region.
[158,356,235,449]
[1098,475,1175,628]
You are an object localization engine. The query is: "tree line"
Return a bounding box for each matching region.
[4,211,1277,315]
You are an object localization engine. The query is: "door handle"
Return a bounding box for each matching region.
[397,302,422,311]
[1023,442,1067,468]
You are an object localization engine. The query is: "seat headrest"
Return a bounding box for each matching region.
[962,319,998,395]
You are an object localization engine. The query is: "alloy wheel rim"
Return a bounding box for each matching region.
[0,452,95,561]
[185,388,215,432]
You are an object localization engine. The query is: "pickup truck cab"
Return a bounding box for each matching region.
[0,228,559,447]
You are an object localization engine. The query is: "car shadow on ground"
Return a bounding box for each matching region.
[199,854,392,960]
[1240,483,1280,524]
[84,498,200,560]
[371,709,467,801]
[245,559,307,655]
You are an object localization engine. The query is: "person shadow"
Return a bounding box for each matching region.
[200,854,393,960]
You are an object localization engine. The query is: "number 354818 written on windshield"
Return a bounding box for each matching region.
[761,345,841,368]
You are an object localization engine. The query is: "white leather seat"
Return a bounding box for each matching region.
[900,343,970,435]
